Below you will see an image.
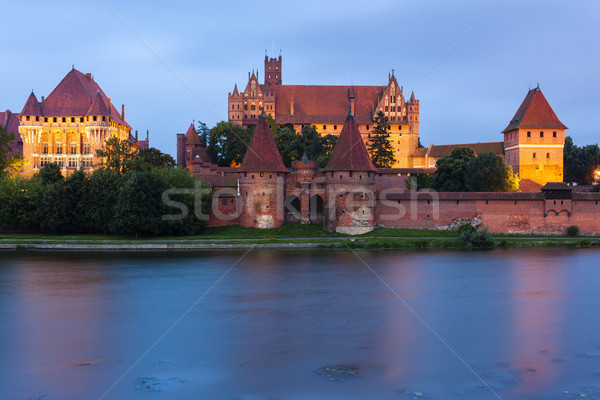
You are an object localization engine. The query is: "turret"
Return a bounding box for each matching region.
[238,112,288,228]
[264,54,282,87]
[323,113,377,234]
[407,91,419,134]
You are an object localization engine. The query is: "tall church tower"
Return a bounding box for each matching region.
[264,55,282,87]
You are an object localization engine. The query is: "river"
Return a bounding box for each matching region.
[1,248,599,400]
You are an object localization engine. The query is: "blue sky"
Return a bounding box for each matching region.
[1,0,598,157]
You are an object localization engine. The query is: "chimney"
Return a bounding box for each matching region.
[350,96,355,117]
[86,73,92,82]
[41,96,45,102]
[146,129,149,142]
[290,100,294,117]
[121,104,125,120]
[135,130,138,141]
[109,98,112,108]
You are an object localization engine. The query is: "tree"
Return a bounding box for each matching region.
[466,152,519,192]
[206,122,252,167]
[367,111,396,168]
[96,136,139,174]
[272,125,338,168]
[433,147,477,191]
[0,124,27,177]
[129,147,176,171]
[86,168,122,233]
[196,121,210,146]
[37,163,64,185]
[564,136,600,184]
[111,171,162,236]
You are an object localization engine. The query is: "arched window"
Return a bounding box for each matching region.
[533,152,537,158]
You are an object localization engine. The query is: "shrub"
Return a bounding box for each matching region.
[566,225,580,237]
[457,222,495,249]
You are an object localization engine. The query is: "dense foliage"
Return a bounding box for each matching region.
[564,136,600,184]
[206,122,252,167]
[457,223,495,249]
[0,124,26,177]
[273,125,338,168]
[367,111,396,168]
[0,165,210,236]
[432,147,519,192]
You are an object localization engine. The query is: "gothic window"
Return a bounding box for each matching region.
[57,158,64,168]
[56,143,62,154]
[231,105,234,110]
[533,152,537,159]
[251,104,256,111]
[70,143,77,154]
[84,144,90,154]
[244,104,248,110]
[43,143,48,154]
[527,131,531,137]
[553,131,557,137]
[546,153,550,159]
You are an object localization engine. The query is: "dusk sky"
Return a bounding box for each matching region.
[1,0,598,157]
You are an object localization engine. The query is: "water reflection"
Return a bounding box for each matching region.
[0,249,599,400]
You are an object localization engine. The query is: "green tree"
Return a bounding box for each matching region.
[111,171,162,236]
[129,147,176,171]
[87,168,122,233]
[274,126,302,166]
[96,136,139,173]
[466,152,519,192]
[37,163,64,185]
[433,147,477,191]
[0,124,27,177]
[0,176,44,228]
[196,121,210,146]
[564,136,600,184]
[273,125,338,168]
[206,122,252,167]
[367,111,396,168]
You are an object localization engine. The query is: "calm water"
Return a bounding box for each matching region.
[1,248,600,400]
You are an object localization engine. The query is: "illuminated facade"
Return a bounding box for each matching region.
[227,55,420,168]
[17,68,143,176]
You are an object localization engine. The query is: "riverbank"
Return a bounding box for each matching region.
[1,224,599,251]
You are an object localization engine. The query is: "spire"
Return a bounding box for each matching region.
[233,83,239,95]
[239,114,288,173]
[184,123,200,145]
[323,114,377,172]
[20,91,43,116]
[410,91,416,102]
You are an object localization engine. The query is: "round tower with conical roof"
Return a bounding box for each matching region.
[238,113,289,228]
[323,113,377,234]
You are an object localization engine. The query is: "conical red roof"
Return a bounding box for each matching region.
[85,92,110,116]
[185,123,200,145]
[239,114,287,173]
[323,114,376,172]
[502,87,567,133]
[21,92,43,116]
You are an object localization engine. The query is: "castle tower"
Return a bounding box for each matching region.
[407,91,419,135]
[228,84,243,126]
[264,55,282,87]
[502,86,567,191]
[323,113,377,234]
[238,112,288,228]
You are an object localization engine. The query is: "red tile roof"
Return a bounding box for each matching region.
[20,92,43,116]
[184,123,200,145]
[502,87,567,133]
[323,114,377,172]
[541,182,572,191]
[85,92,110,116]
[239,114,288,173]
[428,142,504,158]
[274,85,387,125]
[41,68,130,128]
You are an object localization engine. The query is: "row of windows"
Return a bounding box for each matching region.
[533,152,551,159]
[527,131,557,138]
[42,143,90,154]
[39,157,91,168]
[24,116,107,123]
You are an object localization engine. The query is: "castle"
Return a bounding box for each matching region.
[171,54,587,234]
[2,68,148,176]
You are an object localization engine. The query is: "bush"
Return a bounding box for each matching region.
[566,225,580,237]
[457,223,495,249]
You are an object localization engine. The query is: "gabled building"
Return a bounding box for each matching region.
[501,86,567,191]
[17,68,147,176]
[227,55,420,167]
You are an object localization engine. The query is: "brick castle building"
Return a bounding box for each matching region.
[10,68,148,176]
